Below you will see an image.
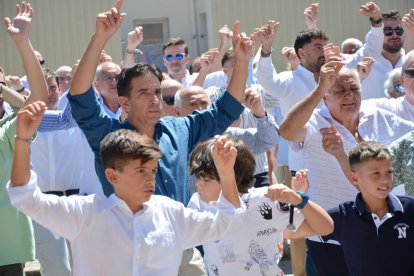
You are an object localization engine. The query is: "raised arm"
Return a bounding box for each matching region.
[5,2,48,106]
[193,48,220,87]
[70,0,126,95]
[279,59,343,142]
[0,84,25,108]
[402,9,414,52]
[122,26,143,68]
[304,3,319,30]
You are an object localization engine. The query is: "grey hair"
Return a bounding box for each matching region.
[340,38,363,53]
[384,68,402,98]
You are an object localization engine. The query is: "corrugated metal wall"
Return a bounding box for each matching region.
[0,0,122,76]
[211,0,413,71]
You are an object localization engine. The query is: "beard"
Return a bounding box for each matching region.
[383,41,403,54]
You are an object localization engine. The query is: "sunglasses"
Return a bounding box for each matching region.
[163,95,175,105]
[383,27,404,36]
[164,53,186,62]
[404,69,414,78]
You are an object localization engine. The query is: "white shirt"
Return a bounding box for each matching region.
[362,96,414,122]
[203,71,228,89]
[188,187,304,276]
[7,172,245,276]
[345,25,405,100]
[257,60,319,171]
[295,105,414,210]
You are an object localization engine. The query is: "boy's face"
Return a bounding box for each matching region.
[350,159,393,201]
[106,158,158,212]
[196,177,221,203]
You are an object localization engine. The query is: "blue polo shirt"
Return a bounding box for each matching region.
[68,86,244,205]
[321,193,414,276]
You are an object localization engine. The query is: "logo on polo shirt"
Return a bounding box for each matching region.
[393,223,410,239]
[258,202,272,220]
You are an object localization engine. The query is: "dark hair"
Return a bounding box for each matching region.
[116,63,163,97]
[163,37,188,54]
[100,129,162,172]
[189,135,256,193]
[221,49,235,67]
[349,141,392,169]
[294,29,329,59]
[382,10,401,21]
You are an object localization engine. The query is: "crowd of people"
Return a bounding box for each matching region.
[1,0,414,275]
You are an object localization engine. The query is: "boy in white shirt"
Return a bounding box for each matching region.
[188,135,333,275]
[7,101,245,276]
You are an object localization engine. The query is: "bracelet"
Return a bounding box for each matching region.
[295,191,310,209]
[16,86,25,93]
[125,48,143,55]
[261,49,272,58]
[369,17,382,25]
[14,135,34,144]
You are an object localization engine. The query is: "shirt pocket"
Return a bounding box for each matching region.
[145,231,178,263]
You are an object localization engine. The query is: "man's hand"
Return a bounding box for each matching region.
[199,48,220,73]
[304,3,319,29]
[4,1,33,44]
[16,101,47,139]
[250,29,261,57]
[5,75,25,91]
[323,43,342,61]
[244,88,266,118]
[402,9,414,33]
[360,2,382,22]
[218,25,233,49]
[232,21,253,63]
[127,26,143,51]
[258,20,280,54]
[291,169,309,193]
[95,0,126,41]
[281,46,300,70]
[318,59,344,92]
[357,57,375,82]
[265,184,302,205]
[320,124,346,158]
[212,135,237,177]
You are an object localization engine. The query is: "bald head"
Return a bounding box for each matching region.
[94,62,121,98]
[174,86,211,116]
[341,38,363,54]
[55,66,72,92]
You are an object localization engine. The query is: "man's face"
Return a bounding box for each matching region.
[108,158,158,212]
[46,77,61,109]
[401,56,414,104]
[56,68,72,92]
[163,44,189,77]
[324,70,361,123]
[196,176,221,203]
[383,19,404,54]
[177,87,211,116]
[119,73,162,127]
[160,79,181,117]
[95,63,121,99]
[300,38,327,72]
[350,159,393,201]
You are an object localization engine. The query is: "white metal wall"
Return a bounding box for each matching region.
[211,0,413,71]
[0,0,122,76]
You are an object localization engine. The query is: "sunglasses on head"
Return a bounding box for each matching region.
[165,53,186,62]
[163,95,175,106]
[404,69,414,78]
[383,27,404,36]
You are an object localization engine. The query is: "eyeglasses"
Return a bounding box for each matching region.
[57,76,71,82]
[162,95,175,106]
[39,59,45,65]
[404,69,414,78]
[102,75,118,82]
[164,53,186,62]
[383,27,404,36]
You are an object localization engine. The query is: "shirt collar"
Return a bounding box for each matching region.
[353,193,404,216]
[317,103,376,124]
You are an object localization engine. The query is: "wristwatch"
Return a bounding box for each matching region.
[295,191,310,209]
[369,17,382,25]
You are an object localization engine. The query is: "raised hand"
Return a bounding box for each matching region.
[5,75,25,91]
[95,0,126,40]
[357,57,375,81]
[323,43,342,61]
[212,135,237,177]
[265,184,302,205]
[281,46,300,70]
[320,124,345,158]
[304,3,319,29]
[258,20,280,54]
[232,21,253,63]
[127,26,144,50]
[360,2,382,22]
[218,25,233,48]
[291,169,309,193]
[4,1,33,44]
[199,48,220,73]
[402,9,414,33]
[16,101,47,140]
[244,88,266,118]
[318,59,344,92]
[250,29,261,56]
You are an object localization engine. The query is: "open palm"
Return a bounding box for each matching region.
[5,2,33,43]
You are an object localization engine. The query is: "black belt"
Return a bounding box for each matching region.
[45,189,79,197]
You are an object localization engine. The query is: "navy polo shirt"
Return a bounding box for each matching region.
[321,193,414,276]
[68,86,244,205]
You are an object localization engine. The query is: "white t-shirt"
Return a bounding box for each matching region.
[362,96,414,122]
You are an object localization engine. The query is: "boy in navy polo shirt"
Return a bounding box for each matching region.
[321,141,414,275]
